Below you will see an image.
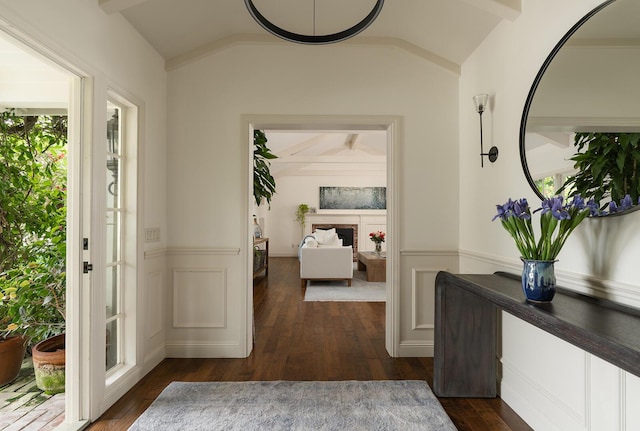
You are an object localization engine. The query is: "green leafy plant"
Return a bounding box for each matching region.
[253,130,277,208]
[0,111,67,345]
[558,132,640,208]
[295,204,309,227]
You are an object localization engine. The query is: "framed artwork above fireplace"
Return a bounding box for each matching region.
[319,186,386,210]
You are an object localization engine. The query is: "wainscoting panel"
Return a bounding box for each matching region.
[143,250,168,374]
[145,270,164,339]
[501,313,587,431]
[625,371,640,429]
[165,248,245,358]
[173,268,227,328]
[411,267,447,330]
[398,250,458,357]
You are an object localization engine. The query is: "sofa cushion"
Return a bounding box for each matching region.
[313,228,341,246]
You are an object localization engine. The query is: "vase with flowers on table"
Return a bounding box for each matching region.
[369,231,385,255]
[492,195,594,303]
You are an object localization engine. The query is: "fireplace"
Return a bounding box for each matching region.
[311,223,358,260]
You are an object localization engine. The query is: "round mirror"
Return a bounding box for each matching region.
[519,0,640,215]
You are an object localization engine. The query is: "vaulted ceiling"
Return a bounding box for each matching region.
[98,0,521,71]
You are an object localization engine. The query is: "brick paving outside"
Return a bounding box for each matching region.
[0,358,65,431]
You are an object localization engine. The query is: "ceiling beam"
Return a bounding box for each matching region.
[276,134,329,157]
[459,0,521,21]
[345,134,359,150]
[273,156,384,164]
[273,169,385,178]
[98,0,153,14]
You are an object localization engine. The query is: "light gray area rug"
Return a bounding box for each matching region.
[128,380,457,431]
[304,270,385,302]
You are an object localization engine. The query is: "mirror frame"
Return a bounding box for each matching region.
[519,0,616,201]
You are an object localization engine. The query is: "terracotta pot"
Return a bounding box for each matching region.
[32,333,65,394]
[0,335,27,386]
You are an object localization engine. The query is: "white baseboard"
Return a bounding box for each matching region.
[165,342,247,358]
[142,345,165,375]
[397,340,433,357]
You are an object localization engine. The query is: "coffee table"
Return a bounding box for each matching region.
[357,252,386,282]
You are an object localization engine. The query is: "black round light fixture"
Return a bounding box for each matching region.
[244,0,384,45]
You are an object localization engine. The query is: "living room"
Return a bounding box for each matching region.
[255,129,387,259]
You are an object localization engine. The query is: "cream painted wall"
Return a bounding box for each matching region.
[0,0,167,419]
[459,0,640,429]
[264,174,386,256]
[167,43,460,357]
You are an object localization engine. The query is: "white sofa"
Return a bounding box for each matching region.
[299,228,354,289]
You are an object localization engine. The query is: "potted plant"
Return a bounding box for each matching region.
[1,243,66,393]
[0,305,27,386]
[295,204,309,227]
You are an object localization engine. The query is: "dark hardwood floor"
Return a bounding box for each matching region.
[87,257,532,431]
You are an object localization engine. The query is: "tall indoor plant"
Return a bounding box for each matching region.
[253,129,277,208]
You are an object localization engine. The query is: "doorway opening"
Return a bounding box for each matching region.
[245,115,400,356]
[0,30,87,428]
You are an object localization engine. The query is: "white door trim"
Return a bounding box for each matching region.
[0,16,96,428]
[241,114,402,357]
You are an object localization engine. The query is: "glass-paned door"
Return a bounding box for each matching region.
[105,102,123,372]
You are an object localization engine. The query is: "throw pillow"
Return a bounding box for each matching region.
[313,228,337,245]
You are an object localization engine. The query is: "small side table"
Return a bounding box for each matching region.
[357,251,386,282]
[253,237,269,278]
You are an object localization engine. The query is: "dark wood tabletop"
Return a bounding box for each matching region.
[436,271,640,378]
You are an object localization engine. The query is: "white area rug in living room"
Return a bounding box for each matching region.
[127,380,457,431]
[304,270,385,302]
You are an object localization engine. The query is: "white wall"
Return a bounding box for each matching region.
[459,0,640,429]
[0,0,167,419]
[167,42,460,358]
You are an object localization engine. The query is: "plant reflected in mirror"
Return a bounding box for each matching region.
[556,132,640,210]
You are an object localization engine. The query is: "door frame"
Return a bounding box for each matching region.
[0,19,94,428]
[242,114,401,356]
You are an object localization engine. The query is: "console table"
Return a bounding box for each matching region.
[434,271,640,398]
[253,237,269,278]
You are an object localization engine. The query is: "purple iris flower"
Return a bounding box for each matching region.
[492,198,514,221]
[540,196,570,220]
[609,200,619,213]
[620,195,633,211]
[569,195,586,210]
[586,199,600,216]
[513,198,531,220]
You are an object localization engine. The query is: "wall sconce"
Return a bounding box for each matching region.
[473,94,498,167]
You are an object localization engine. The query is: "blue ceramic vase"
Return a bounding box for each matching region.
[521,258,556,302]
